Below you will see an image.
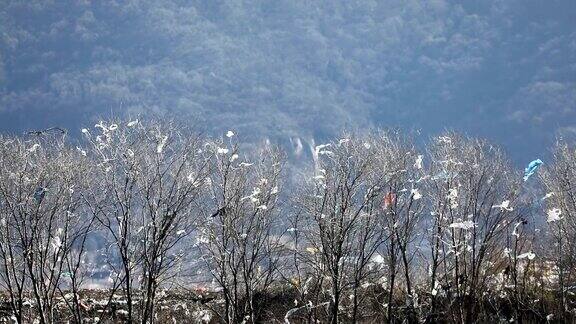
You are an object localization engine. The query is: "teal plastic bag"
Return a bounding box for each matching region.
[523,159,543,181]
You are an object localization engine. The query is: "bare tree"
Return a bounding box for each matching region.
[198,135,284,324]
[0,125,574,323]
[0,134,93,324]
[82,119,209,323]
[501,206,539,323]
[370,131,425,324]
[294,134,393,324]
[425,133,521,323]
[540,140,576,321]
[281,206,328,324]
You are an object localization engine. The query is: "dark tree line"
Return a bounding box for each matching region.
[0,120,574,323]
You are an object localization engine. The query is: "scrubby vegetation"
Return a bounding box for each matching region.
[0,120,574,323]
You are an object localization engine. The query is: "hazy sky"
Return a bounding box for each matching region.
[1,0,575,162]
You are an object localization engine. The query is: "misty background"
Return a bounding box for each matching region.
[1,0,575,163]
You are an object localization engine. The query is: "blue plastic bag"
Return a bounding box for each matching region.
[523,159,543,181]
